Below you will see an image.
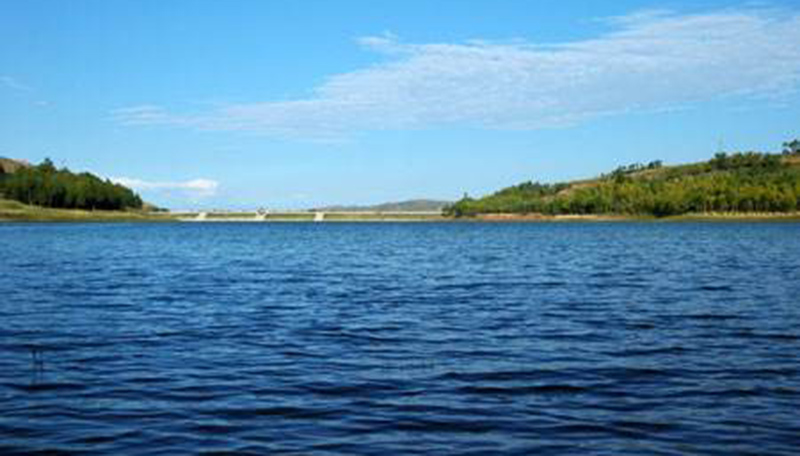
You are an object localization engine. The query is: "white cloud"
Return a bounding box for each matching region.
[111,177,219,198]
[113,8,800,138]
[113,105,175,125]
[0,75,32,92]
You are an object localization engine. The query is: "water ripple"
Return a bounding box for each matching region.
[1,222,799,455]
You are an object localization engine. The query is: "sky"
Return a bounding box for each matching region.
[2,0,799,209]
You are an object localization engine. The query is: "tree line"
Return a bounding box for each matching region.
[446,144,800,218]
[0,159,143,210]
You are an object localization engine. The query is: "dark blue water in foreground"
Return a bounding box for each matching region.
[1,222,800,455]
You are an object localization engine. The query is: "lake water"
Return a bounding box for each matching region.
[1,222,799,455]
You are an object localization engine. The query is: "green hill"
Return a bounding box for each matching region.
[447,144,800,218]
[0,157,143,211]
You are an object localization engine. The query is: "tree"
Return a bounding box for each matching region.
[447,148,800,218]
[0,159,142,210]
[39,158,56,174]
[783,139,800,155]
[710,152,729,170]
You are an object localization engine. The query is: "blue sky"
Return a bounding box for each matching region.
[2,0,799,209]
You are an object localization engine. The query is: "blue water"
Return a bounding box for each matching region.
[1,222,799,455]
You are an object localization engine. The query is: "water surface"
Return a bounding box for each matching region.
[1,222,799,455]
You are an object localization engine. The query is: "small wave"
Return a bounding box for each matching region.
[610,346,689,357]
[392,418,497,434]
[434,282,498,291]
[0,445,72,456]
[459,384,589,396]
[731,331,800,341]
[677,386,800,399]
[212,406,339,420]
[544,423,614,435]
[5,382,88,393]
[590,282,648,290]
[696,285,734,292]
[597,367,674,381]
[536,281,567,288]
[303,381,400,397]
[437,369,561,382]
[68,429,143,445]
[685,313,741,321]
[190,422,247,435]
[610,419,680,433]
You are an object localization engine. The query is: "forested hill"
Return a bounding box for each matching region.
[0,158,143,211]
[446,141,800,218]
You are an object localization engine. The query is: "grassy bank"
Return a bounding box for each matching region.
[469,212,800,222]
[664,212,800,222]
[0,198,178,222]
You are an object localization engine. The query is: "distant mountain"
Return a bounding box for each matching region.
[317,199,450,212]
[0,157,31,174]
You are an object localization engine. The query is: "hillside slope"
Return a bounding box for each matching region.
[447,150,800,217]
[0,158,143,211]
[0,157,31,174]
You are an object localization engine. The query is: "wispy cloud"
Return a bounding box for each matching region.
[113,105,175,125]
[0,75,33,92]
[114,8,800,139]
[2,75,52,107]
[111,177,219,198]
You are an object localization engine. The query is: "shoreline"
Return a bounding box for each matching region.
[470,212,800,222]
[3,211,800,223]
[4,199,800,223]
[0,205,179,223]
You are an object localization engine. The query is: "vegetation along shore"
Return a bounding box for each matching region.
[3,140,800,222]
[445,140,800,219]
[0,158,170,222]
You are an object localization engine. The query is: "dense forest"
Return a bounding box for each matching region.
[446,141,800,217]
[0,158,143,210]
